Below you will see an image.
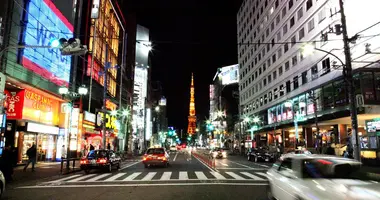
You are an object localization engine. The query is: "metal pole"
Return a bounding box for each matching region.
[102,43,109,149]
[339,0,360,161]
[88,20,97,112]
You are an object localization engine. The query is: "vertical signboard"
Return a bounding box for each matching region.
[70,108,80,150]
[91,0,100,19]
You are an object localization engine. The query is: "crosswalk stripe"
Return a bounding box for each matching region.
[123,172,141,181]
[49,174,81,182]
[141,172,157,181]
[195,171,207,180]
[160,172,172,180]
[240,172,264,180]
[84,173,112,182]
[67,174,97,182]
[226,172,245,180]
[179,171,188,180]
[104,173,127,181]
[210,172,226,179]
[256,172,268,178]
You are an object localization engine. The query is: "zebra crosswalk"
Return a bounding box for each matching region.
[47,171,268,184]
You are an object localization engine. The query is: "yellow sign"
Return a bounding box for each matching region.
[96,112,117,129]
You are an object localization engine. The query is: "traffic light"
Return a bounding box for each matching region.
[50,38,88,56]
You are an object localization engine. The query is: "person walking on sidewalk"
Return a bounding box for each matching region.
[24,143,37,172]
[0,145,14,182]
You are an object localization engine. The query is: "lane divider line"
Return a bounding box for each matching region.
[120,161,140,170]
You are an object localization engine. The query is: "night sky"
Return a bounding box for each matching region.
[124,0,242,130]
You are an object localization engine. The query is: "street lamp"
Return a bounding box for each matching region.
[122,109,130,116]
[155,106,160,112]
[78,85,88,95]
[253,116,260,123]
[110,110,118,116]
[59,87,69,95]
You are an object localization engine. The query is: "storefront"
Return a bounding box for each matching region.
[4,88,63,163]
[361,119,380,161]
[95,110,119,150]
[82,111,100,153]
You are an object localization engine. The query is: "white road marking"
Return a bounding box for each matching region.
[48,175,81,183]
[119,161,140,170]
[173,152,178,161]
[228,160,255,169]
[67,174,97,182]
[179,171,188,180]
[225,172,245,180]
[83,173,111,182]
[192,154,217,172]
[256,172,268,178]
[17,182,269,189]
[123,172,141,181]
[141,172,157,181]
[160,172,172,180]
[220,163,228,166]
[216,168,264,170]
[104,173,127,182]
[210,172,226,179]
[240,172,264,180]
[195,171,208,180]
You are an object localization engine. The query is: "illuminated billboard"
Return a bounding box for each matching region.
[219,64,239,85]
[23,0,73,86]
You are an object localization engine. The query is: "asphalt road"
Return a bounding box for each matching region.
[3,150,271,200]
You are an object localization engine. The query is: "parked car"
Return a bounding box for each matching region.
[80,150,121,174]
[266,154,380,200]
[247,147,275,162]
[169,145,177,152]
[143,148,170,168]
[0,170,5,198]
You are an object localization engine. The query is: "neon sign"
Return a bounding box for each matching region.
[23,0,73,86]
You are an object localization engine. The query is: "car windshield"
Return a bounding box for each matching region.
[87,150,108,159]
[147,148,165,154]
[302,159,361,179]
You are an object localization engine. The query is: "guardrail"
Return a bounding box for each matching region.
[60,158,81,174]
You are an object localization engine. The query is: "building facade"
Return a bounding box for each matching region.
[0,0,77,162]
[132,25,151,153]
[237,0,380,157]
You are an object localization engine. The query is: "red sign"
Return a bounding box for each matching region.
[4,90,25,119]
[24,90,53,112]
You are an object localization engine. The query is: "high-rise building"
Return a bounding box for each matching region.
[132,25,151,153]
[237,0,380,152]
[187,73,197,135]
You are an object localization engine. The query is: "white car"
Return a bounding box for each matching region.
[266,154,380,200]
[279,149,312,160]
[169,146,177,152]
[0,170,5,197]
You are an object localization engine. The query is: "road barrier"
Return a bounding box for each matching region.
[60,158,81,174]
[192,151,216,170]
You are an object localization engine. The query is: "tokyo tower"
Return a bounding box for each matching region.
[187,73,197,135]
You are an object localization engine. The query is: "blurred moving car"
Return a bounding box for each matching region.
[169,145,177,152]
[247,147,275,162]
[0,170,5,198]
[266,154,380,200]
[143,148,170,168]
[80,149,121,174]
[210,148,227,159]
[280,149,312,160]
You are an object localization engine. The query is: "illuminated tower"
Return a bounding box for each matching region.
[187,73,197,135]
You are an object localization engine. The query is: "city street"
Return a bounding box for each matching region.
[3,150,270,200]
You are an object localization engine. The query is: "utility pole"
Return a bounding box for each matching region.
[339,0,360,161]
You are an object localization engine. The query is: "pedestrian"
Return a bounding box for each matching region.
[61,145,66,160]
[107,143,111,150]
[0,145,14,182]
[23,143,37,172]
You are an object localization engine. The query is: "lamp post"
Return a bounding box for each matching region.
[59,85,88,170]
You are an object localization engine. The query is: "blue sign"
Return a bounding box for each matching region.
[23,0,73,85]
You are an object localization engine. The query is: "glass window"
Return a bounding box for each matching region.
[311,65,318,80]
[302,71,308,85]
[289,0,294,9]
[278,49,282,58]
[294,76,299,89]
[299,94,306,116]
[306,0,313,11]
[362,72,375,101]
[284,43,289,52]
[277,104,282,122]
[286,81,291,93]
[282,7,287,18]
[273,71,277,79]
[279,66,283,75]
[283,24,288,35]
[292,56,298,66]
[285,61,290,71]
[308,18,315,32]
[293,96,299,119]
[298,7,303,20]
[323,84,334,110]
[299,28,305,40]
[276,15,281,25]
[374,72,380,101]
[334,79,347,107]
[291,36,296,46]
[290,17,295,28]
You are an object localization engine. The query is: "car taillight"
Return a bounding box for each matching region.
[80,160,88,164]
[160,157,166,160]
[97,158,107,164]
